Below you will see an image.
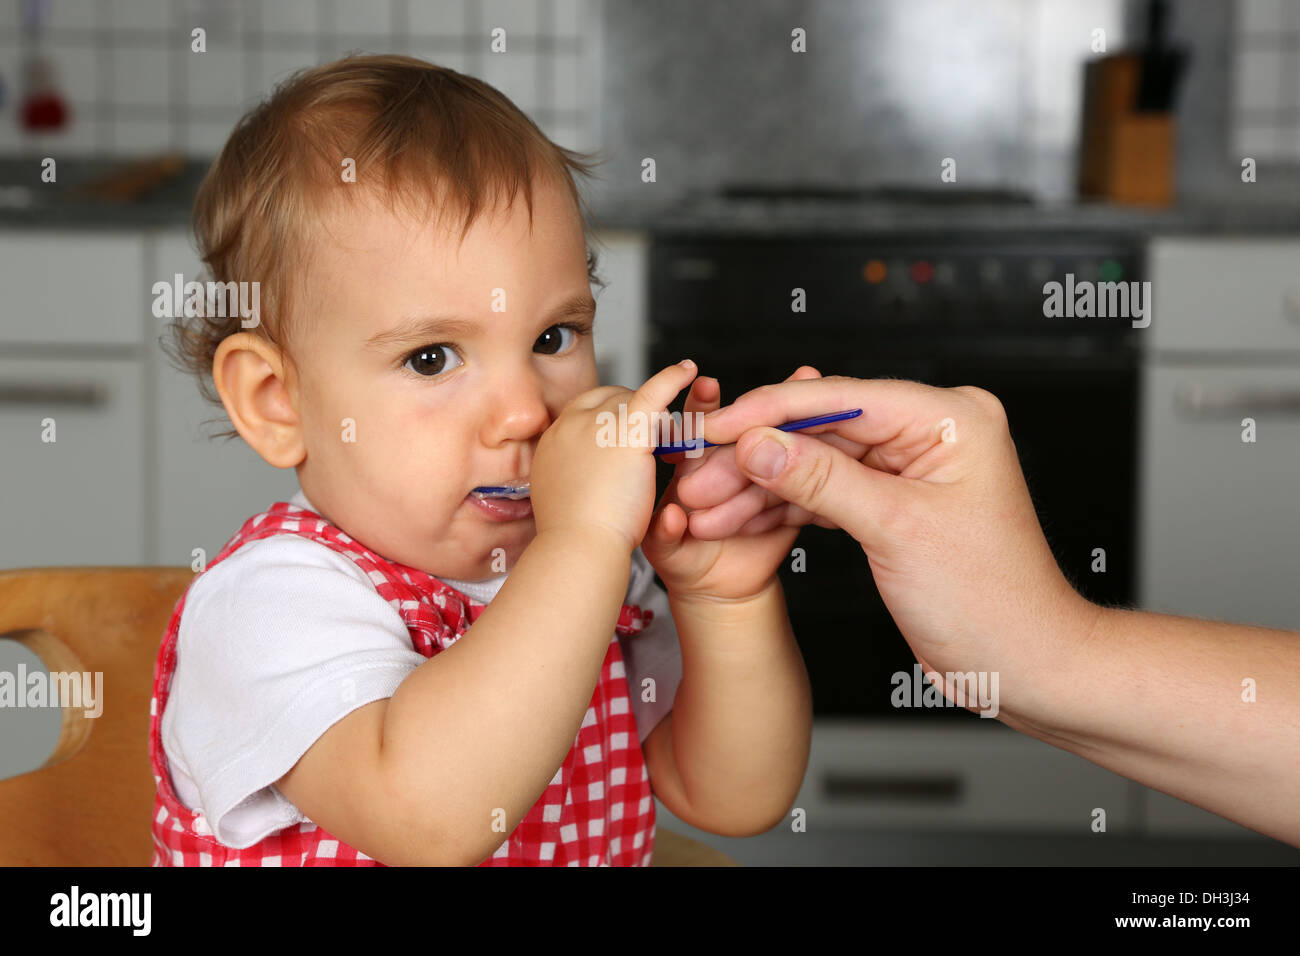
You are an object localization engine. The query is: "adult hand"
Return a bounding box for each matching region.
[698,376,1100,701]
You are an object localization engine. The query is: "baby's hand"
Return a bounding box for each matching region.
[643,366,851,602]
[673,367,869,540]
[530,360,700,552]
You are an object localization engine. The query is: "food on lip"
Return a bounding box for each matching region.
[470,481,531,500]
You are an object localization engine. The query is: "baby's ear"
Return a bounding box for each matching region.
[213,333,306,468]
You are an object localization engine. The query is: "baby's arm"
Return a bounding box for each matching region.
[277,526,629,866]
[643,586,811,837]
[278,362,696,865]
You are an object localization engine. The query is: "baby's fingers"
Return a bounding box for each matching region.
[642,502,690,565]
[667,375,722,477]
[683,375,721,417]
[629,359,700,420]
[675,444,750,509]
[685,482,770,540]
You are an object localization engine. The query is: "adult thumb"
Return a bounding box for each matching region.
[734,426,894,547]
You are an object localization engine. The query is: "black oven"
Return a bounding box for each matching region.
[649,232,1142,719]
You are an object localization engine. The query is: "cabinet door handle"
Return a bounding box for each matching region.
[1286,289,1300,324]
[0,383,108,406]
[1176,384,1300,416]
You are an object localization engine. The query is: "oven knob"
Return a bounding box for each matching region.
[862,259,888,284]
[670,258,717,280]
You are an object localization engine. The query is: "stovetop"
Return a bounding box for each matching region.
[710,183,1038,206]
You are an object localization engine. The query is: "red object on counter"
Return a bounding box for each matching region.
[19,54,70,132]
[22,91,68,130]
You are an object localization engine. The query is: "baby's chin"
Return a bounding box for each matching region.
[431,509,535,578]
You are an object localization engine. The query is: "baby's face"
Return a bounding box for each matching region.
[288,173,599,579]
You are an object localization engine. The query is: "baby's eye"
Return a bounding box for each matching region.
[534,324,578,356]
[404,344,463,377]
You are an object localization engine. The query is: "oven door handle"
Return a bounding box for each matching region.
[1175,384,1300,416]
[822,771,964,803]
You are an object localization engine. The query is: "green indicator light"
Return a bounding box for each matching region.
[1099,259,1123,282]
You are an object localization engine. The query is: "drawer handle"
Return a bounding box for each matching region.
[1176,384,1300,416]
[0,383,108,406]
[823,772,963,803]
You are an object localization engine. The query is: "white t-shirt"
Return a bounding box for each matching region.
[160,488,682,849]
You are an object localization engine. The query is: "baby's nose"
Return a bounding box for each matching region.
[485,377,552,440]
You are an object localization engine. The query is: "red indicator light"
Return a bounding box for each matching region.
[910,261,934,284]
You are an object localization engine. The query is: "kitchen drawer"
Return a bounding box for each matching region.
[788,719,1136,832]
[1138,362,1300,629]
[0,356,145,567]
[1148,237,1300,354]
[0,230,146,347]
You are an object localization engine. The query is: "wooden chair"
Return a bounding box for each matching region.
[0,567,737,867]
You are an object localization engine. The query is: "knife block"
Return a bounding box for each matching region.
[1078,53,1175,206]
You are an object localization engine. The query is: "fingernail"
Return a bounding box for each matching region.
[744,437,787,479]
[678,358,695,369]
[703,406,724,419]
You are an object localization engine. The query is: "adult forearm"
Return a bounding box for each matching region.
[1004,601,1300,846]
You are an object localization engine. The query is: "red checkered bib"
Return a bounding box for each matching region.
[149,500,658,866]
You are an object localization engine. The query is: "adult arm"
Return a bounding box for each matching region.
[692,375,1300,846]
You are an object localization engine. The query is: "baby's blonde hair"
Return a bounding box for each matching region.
[164,53,605,438]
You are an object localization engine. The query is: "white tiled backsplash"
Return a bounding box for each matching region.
[0,0,601,156]
[1233,0,1300,161]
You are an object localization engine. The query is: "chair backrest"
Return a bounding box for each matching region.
[0,566,193,866]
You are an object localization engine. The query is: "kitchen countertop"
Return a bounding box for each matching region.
[587,192,1300,237]
[3,157,1300,236]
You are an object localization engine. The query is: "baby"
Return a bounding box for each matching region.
[152,54,813,866]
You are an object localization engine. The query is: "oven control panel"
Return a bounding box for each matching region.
[650,234,1145,336]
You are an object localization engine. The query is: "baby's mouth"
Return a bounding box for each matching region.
[466,480,533,522]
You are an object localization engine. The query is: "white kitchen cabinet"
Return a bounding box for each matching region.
[0,229,147,568]
[1138,362,1300,630]
[1137,360,1299,836]
[590,230,649,388]
[0,230,145,347]
[1147,238,1300,354]
[0,356,145,568]
[150,231,299,566]
[1139,236,1300,837]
